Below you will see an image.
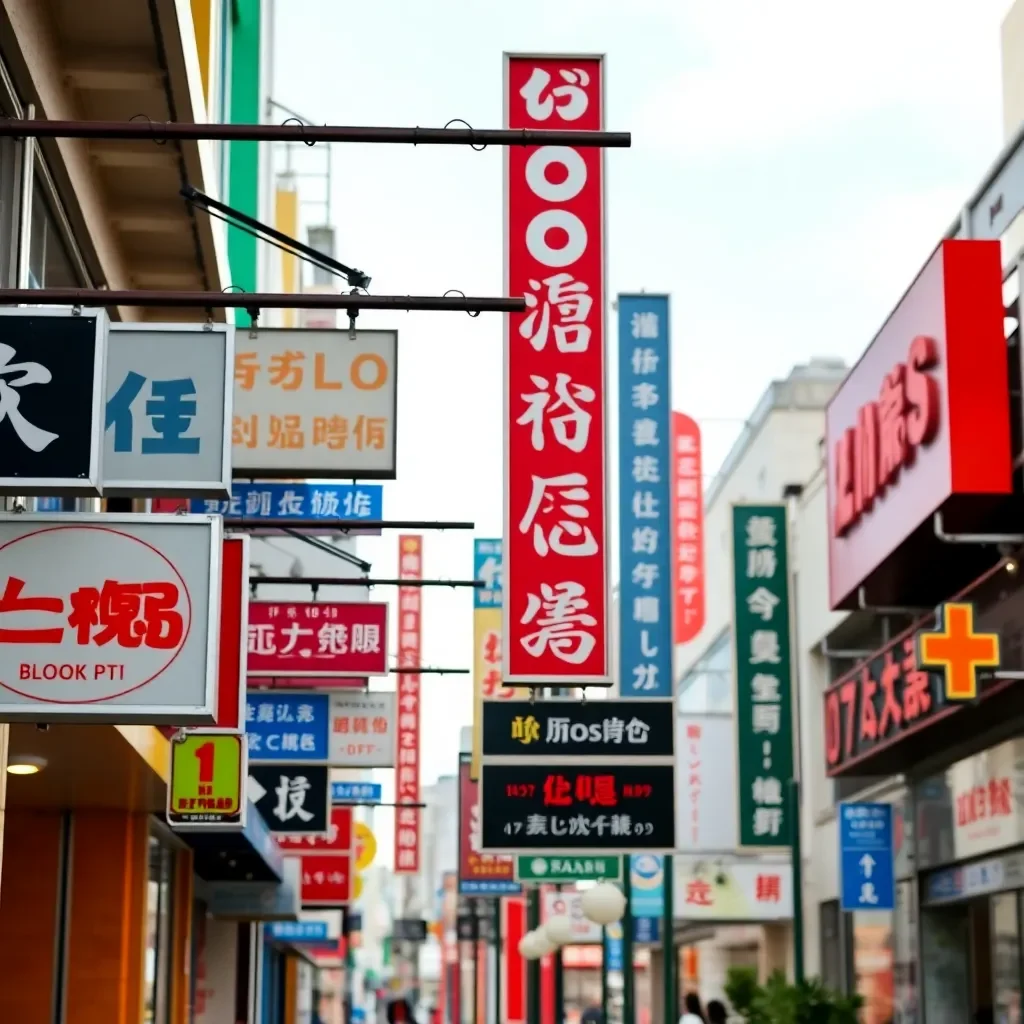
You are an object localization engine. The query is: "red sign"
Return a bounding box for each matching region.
[215,535,248,729]
[246,601,388,677]
[277,806,353,853]
[259,676,368,690]
[504,54,610,686]
[672,412,705,643]
[825,239,1011,609]
[502,895,526,1024]
[297,852,351,906]
[394,535,422,875]
[458,756,515,888]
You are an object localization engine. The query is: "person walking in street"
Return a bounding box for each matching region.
[679,991,707,1024]
[706,999,728,1024]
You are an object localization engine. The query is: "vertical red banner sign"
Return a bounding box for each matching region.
[672,412,706,643]
[394,534,422,874]
[503,54,611,686]
[502,895,527,1024]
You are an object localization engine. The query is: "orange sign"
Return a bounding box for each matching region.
[916,602,999,701]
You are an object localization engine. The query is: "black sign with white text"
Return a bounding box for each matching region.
[482,699,674,759]
[0,311,106,493]
[249,764,330,835]
[479,763,676,852]
[392,918,428,943]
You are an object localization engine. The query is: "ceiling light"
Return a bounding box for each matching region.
[7,754,47,775]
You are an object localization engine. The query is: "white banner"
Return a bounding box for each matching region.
[673,857,792,920]
[328,691,396,767]
[677,713,738,853]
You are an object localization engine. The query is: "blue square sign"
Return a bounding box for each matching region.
[839,802,895,912]
[245,692,329,762]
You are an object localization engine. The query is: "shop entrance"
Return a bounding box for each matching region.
[921,893,1022,1024]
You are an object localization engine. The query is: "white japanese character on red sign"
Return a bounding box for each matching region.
[519,473,597,558]
[519,67,591,122]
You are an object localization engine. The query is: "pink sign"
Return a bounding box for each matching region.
[246,602,388,677]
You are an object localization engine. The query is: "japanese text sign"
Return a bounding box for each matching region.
[328,690,396,768]
[299,853,352,906]
[474,539,503,610]
[104,324,233,498]
[617,294,673,698]
[676,713,737,852]
[394,534,422,875]
[839,802,895,911]
[514,854,621,883]
[167,731,247,830]
[331,781,382,804]
[459,753,520,895]
[479,763,676,853]
[482,698,674,759]
[825,239,1011,610]
[247,601,388,678]
[278,805,353,853]
[673,859,792,920]
[245,692,330,762]
[0,513,221,723]
[732,504,794,849]
[672,412,705,643]
[192,482,382,528]
[0,308,108,497]
[504,54,611,687]
[249,763,330,835]
[232,328,397,479]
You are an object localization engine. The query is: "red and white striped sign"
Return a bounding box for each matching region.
[503,54,611,686]
[393,534,422,874]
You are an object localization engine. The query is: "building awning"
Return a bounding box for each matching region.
[180,801,285,883]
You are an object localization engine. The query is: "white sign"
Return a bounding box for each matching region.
[103,324,234,498]
[542,890,602,944]
[232,328,397,479]
[677,713,737,852]
[0,513,221,723]
[328,691,396,768]
[947,737,1024,862]
[673,857,793,920]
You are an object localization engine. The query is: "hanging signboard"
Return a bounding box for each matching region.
[298,852,353,907]
[247,601,388,678]
[278,805,353,854]
[191,481,383,528]
[0,513,221,723]
[167,731,247,830]
[232,328,398,479]
[514,854,622,883]
[481,698,674,759]
[103,323,233,498]
[0,307,108,496]
[458,752,520,895]
[479,762,676,853]
[213,535,249,731]
[245,692,330,762]
[248,763,330,835]
[503,54,611,688]
[672,412,706,644]
[328,690,396,768]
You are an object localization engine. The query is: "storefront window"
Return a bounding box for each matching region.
[28,182,79,289]
[144,834,176,1024]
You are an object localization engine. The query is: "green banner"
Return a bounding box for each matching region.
[515,855,622,883]
[732,504,794,849]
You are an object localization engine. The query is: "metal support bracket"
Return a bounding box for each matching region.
[933,510,1024,545]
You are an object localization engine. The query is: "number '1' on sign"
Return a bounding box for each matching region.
[167,731,247,832]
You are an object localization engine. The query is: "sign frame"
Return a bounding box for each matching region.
[839,801,896,912]
[249,763,331,836]
[0,512,221,723]
[0,306,108,496]
[166,730,248,831]
[104,322,234,498]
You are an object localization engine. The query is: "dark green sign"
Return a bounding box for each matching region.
[732,504,794,849]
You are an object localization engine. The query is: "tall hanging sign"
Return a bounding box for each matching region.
[503,53,611,687]
[672,412,706,644]
[394,535,423,874]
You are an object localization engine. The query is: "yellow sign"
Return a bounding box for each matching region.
[167,732,245,830]
[355,821,378,871]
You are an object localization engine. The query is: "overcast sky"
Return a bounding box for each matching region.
[272,0,1014,866]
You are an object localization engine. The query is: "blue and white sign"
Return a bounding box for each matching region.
[839,802,895,911]
[604,922,624,972]
[473,538,502,609]
[267,919,329,942]
[245,692,329,762]
[630,853,665,928]
[617,294,673,698]
[633,917,660,944]
[34,497,64,511]
[331,781,382,804]
[351,1009,366,1024]
[191,482,382,524]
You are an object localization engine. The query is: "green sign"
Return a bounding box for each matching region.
[515,855,622,883]
[167,731,246,830]
[732,504,794,850]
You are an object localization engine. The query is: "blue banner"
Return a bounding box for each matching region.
[618,295,673,698]
[267,920,329,942]
[839,802,895,911]
[191,482,382,523]
[604,922,624,971]
[245,692,330,762]
[473,538,503,609]
[331,781,382,804]
[630,853,665,919]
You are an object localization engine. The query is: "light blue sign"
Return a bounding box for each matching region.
[351,1009,366,1024]
[630,853,665,919]
[107,372,199,454]
[633,917,660,944]
[191,482,383,522]
[267,920,329,942]
[617,294,673,698]
[839,802,895,911]
[604,922,624,972]
[245,692,330,762]
[331,781,382,804]
[459,879,522,896]
[473,538,502,609]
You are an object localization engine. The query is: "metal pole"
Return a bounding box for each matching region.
[600,927,609,1024]
[15,102,35,290]
[662,855,675,1023]
[493,899,502,1024]
[527,888,541,1024]
[621,859,634,1024]
[790,779,805,983]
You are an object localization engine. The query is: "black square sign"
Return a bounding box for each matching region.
[249,764,330,835]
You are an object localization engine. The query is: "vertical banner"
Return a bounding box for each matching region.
[394,535,423,874]
[617,294,673,698]
[731,504,794,850]
[502,895,527,1024]
[504,54,611,687]
[672,412,706,644]
[458,752,520,895]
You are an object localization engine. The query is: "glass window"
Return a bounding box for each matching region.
[28,183,78,289]
[992,893,1021,1024]
[144,834,176,1024]
[677,629,732,712]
